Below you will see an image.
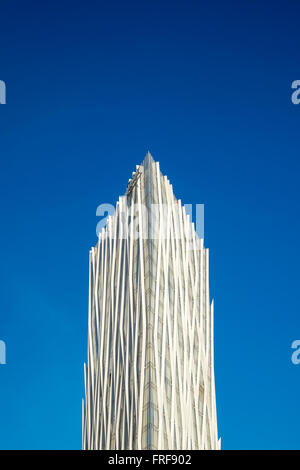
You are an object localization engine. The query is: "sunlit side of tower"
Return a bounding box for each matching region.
[83,152,220,450]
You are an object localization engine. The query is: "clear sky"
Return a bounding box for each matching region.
[0,0,300,450]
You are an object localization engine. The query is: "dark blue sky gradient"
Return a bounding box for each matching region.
[0,0,300,449]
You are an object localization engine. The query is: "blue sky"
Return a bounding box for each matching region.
[0,0,300,449]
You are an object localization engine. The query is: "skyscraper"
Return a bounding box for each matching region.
[83,152,220,450]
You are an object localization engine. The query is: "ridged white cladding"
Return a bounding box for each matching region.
[83,153,220,450]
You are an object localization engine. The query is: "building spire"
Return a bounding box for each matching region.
[143,150,155,166]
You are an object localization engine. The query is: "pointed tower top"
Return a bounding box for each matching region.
[146,150,153,158]
[142,150,155,169]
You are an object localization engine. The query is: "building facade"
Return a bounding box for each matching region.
[83,152,220,449]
